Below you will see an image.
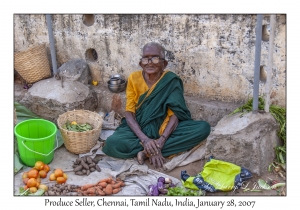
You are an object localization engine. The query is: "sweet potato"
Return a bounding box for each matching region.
[112,188,122,194]
[112,181,123,189]
[105,184,113,195]
[81,183,96,191]
[97,177,112,184]
[95,187,106,196]
[98,182,107,188]
[86,187,96,194]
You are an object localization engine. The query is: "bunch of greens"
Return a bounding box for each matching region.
[62,121,93,132]
[16,187,44,196]
[229,96,286,163]
[167,186,204,196]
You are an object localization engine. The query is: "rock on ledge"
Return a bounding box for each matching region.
[205,112,280,176]
[20,77,97,123]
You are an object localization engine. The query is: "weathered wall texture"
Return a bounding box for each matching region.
[14,14,286,107]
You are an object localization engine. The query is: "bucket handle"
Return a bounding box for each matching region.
[21,136,59,156]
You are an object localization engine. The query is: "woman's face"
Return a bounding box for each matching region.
[139,45,167,75]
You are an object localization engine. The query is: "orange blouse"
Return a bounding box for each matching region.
[125,70,174,135]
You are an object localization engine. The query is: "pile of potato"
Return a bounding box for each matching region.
[72,156,101,176]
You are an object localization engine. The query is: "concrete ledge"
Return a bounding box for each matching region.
[14,82,243,127]
[92,84,243,127]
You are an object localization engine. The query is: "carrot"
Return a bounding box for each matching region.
[112,181,123,189]
[98,182,107,188]
[105,184,113,195]
[112,188,122,194]
[81,183,96,191]
[111,180,116,185]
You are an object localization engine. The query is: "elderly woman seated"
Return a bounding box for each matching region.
[102,42,211,168]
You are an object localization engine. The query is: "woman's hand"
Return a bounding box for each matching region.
[149,150,165,168]
[142,138,159,156]
[155,136,166,149]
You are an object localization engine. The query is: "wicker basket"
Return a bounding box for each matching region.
[57,110,103,154]
[14,44,51,84]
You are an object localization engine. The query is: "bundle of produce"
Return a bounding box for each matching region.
[49,168,68,184]
[62,121,93,132]
[72,156,101,176]
[75,177,125,196]
[21,161,51,194]
[44,183,80,196]
[147,176,176,196]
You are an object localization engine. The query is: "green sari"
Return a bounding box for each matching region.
[102,71,211,158]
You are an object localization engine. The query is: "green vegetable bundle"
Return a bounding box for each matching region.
[62,121,93,132]
[167,186,204,196]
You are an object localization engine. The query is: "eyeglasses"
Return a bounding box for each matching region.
[140,56,164,65]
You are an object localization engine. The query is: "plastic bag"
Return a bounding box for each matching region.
[181,157,252,192]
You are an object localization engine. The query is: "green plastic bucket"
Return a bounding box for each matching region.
[14,119,58,167]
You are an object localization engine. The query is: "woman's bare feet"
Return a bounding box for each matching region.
[137,151,148,165]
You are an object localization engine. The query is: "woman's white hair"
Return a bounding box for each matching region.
[142,42,165,59]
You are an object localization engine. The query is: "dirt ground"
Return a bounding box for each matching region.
[14,143,286,197]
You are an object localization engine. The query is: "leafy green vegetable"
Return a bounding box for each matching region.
[64,121,93,132]
[257,179,271,190]
[16,187,30,196]
[270,182,285,189]
[16,187,45,196]
[28,189,45,196]
[167,186,204,196]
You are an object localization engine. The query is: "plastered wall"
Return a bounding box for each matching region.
[14,14,286,107]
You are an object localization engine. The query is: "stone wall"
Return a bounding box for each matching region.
[14,14,286,107]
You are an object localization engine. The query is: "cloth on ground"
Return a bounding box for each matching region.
[78,141,186,195]
[95,156,182,195]
[94,130,207,172]
[163,139,207,171]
